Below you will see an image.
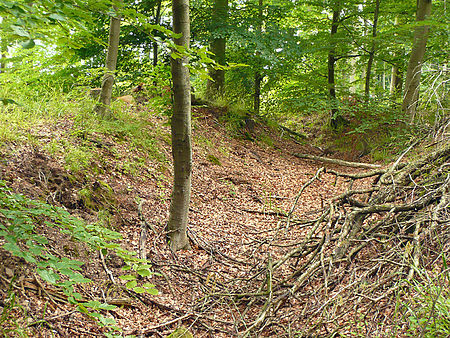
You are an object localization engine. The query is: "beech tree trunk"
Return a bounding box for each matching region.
[328,7,344,129]
[254,72,263,115]
[253,0,263,115]
[206,0,228,97]
[390,64,403,95]
[0,42,6,73]
[94,3,121,118]
[402,0,432,117]
[152,0,162,66]
[364,0,380,99]
[389,17,403,97]
[167,0,192,251]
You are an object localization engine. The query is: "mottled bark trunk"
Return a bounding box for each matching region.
[153,0,162,66]
[364,0,380,98]
[389,17,403,97]
[0,42,6,73]
[402,0,432,117]
[254,72,263,115]
[206,0,228,97]
[167,0,192,251]
[94,3,121,118]
[253,0,263,115]
[390,65,403,95]
[328,8,344,129]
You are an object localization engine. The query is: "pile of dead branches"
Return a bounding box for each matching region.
[234,142,450,336]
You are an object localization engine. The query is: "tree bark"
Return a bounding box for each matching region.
[328,7,344,129]
[390,64,403,95]
[0,41,6,73]
[364,0,380,99]
[152,0,162,66]
[402,0,432,117]
[253,0,263,115]
[389,17,403,97]
[206,0,228,97]
[167,0,192,251]
[94,2,122,118]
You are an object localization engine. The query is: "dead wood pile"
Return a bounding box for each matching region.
[237,142,450,336]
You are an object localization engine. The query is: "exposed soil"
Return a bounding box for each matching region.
[0,105,402,337]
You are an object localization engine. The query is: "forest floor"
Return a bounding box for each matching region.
[0,102,441,337]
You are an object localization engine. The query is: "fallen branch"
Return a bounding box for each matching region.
[286,167,324,230]
[293,153,382,169]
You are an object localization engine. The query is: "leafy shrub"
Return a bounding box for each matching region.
[0,180,158,335]
[402,258,450,337]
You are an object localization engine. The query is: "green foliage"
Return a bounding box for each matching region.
[257,132,274,147]
[401,257,450,337]
[217,103,251,136]
[0,180,158,333]
[167,326,194,338]
[206,154,221,166]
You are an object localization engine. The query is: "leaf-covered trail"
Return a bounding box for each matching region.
[0,106,375,336]
[111,108,373,336]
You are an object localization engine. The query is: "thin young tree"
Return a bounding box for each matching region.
[328,5,341,129]
[389,16,403,97]
[152,0,162,66]
[364,0,380,99]
[253,0,263,115]
[206,0,228,98]
[166,0,192,251]
[402,0,432,117]
[94,1,122,118]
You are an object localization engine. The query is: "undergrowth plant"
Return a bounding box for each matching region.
[401,257,450,337]
[0,180,158,336]
[0,284,32,337]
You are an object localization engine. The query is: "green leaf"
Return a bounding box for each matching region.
[136,269,151,277]
[72,292,83,300]
[21,39,35,49]
[98,316,116,326]
[83,300,101,309]
[49,13,66,21]
[133,287,146,294]
[38,269,60,284]
[146,288,158,295]
[119,274,135,281]
[99,303,117,310]
[11,25,29,37]
[3,242,22,256]
[0,98,19,105]
[126,280,137,289]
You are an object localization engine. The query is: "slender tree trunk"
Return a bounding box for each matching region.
[253,0,263,115]
[328,7,344,129]
[402,0,432,117]
[94,3,122,118]
[153,0,162,66]
[206,0,228,97]
[389,16,403,97]
[364,0,380,99]
[390,64,403,95]
[348,56,357,93]
[0,17,4,73]
[167,0,192,251]
[254,72,263,115]
[0,42,6,73]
